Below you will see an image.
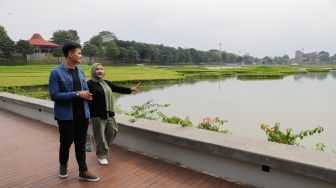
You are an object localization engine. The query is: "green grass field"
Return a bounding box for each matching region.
[0,65,183,87]
[0,64,335,87]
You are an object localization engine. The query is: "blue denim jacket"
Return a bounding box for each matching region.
[48,63,90,120]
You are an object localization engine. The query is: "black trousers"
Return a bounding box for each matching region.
[57,118,89,172]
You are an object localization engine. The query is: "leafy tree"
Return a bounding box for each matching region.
[15,40,34,60]
[89,35,104,47]
[51,48,63,63]
[68,29,80,43]
[0,25,6,36]
[330,54,336,63]
[170,47,179,63]
[188,48,202,64]
[221,52,239,63]
[318,51,330,62]
[235,55,243,63]
[273,56,282,64]
[199,51,209,63]
[83,31,244,65]
[88,35,104,57]
[51,30,80,45]
[0,25,15,58]
[243,53,254,64]
[221,51,228,63]
[182,49,192,63]
[137,43,151,62]
[177,47,190,63]
[118,47,128,62]
[282,54,290,64]
[149,45,160,63]
[159,46,173,64]
[82,42,99,64]
[261,56,273,64]
[127,46,138,62]
[104,41,119,60]
[0,38,15,58]
[207,50,221,63]
[98,31,117,42]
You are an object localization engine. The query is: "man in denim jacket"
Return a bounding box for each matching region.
[49,42,99,182]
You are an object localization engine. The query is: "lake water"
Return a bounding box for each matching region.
[116,71,336,150]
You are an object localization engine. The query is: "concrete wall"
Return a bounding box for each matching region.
[1,92,335,188]
[27,53,47,61]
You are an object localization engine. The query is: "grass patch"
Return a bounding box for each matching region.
[305,68,331,73]
[0,65,183,87]
[0,64,334,88]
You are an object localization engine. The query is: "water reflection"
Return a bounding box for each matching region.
[293,72,329,82]
[330,70,336,79]
[114,77,231,100]
[117,71,336,150]
[16,71,336,150]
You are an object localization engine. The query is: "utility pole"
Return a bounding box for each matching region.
[218,43,222,64]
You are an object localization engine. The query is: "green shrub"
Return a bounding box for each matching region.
[158,112,192,127]
[124,100,170,122]
[197,116,229,133]
[260,122,324,146]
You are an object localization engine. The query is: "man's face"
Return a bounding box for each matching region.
[69,48,82,64]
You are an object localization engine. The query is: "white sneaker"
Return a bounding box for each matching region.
[98,158,108,165]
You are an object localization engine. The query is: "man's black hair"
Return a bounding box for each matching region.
[62,42,82,57]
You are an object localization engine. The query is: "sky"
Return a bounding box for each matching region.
[0,0,335,58]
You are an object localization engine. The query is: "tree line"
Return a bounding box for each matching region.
[0,25,243,64]
[0,25,34,60]
[50,29,242,64]
[1,25,336,64]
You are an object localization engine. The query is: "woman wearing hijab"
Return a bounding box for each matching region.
[87,63,140,165]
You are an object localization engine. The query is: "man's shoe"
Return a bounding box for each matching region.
[58,164,68,178]
[78,171,100,182]
[98,158,108,165]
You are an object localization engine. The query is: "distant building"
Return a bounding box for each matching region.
[27,33,61,61]
[295,50,318,64]
[28,33,60,54]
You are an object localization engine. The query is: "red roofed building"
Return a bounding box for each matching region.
[28,33,60,53]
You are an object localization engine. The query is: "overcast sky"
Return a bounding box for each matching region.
[1,0,335,57]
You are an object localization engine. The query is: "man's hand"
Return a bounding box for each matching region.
[78,90,93,100]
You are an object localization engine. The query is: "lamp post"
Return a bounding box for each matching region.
[218,43,222,64]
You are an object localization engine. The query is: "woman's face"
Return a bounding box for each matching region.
[95,65,104,79]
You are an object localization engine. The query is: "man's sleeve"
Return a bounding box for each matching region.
[49,70,76,102]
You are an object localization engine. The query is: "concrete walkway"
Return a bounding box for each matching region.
[0,108,247,188]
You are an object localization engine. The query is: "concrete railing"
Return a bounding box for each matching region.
[1,92,335,188]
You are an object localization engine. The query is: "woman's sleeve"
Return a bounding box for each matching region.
[106,80,132,94]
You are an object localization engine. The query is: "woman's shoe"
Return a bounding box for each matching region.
[98,158,108,165]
